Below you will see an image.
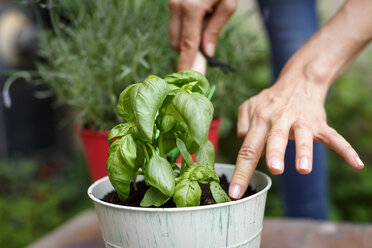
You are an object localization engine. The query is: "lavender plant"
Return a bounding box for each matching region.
[32,0,262,131]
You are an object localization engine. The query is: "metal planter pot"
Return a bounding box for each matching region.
[88,163,272,248]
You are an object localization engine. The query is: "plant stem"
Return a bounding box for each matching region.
[159,132,164,157]
[142,143,150,163]
[131,169,138,191]
[208,85,216,100]
[180,159,186,174]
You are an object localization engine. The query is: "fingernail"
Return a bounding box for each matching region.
[299,157,310,171]
[205,42,215,57]
[354,156,364,168]
[269,157,282,171]
[229,184,242,199]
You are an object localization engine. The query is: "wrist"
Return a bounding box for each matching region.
[272,55,331,105]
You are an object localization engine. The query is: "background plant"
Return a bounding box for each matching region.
[34,0,262,131]
[0,155,91,248]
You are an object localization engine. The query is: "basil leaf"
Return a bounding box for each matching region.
[165,70,210,96]
[145,152,175,197]
[172,91,213,147]
[162,132,177,155]
[165,147,181,164]
[106,139,132,201]
[180,130,199,154]
[140,186,170,207]
[108,123,134,145]
[210,181,231,203]
[134,142,145,169]
[176,138,194,166]
[160,115,175,133]
[119,134,137,168]
[131,76,169,141]
[180,164,219,182]
[117,83,139,122]
[195,140,215,168]
[173,180,201,207]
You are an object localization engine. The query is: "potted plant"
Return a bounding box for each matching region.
[31,0,261,180]
[88,71,271,247]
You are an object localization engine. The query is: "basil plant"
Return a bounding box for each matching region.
[106,70,231,207]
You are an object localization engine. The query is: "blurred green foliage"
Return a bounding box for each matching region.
[327,56,372,222]
[0,156,91,248]
[34,0,261,131]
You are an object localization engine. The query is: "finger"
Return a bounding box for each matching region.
[317,126,364,170]
[178,1,205,71]
[229,122,268,200]
[202,0,237,56]
[293,121,313,174]
[265,122,290,175]
[169,0,182,50]
[237,101,249,141]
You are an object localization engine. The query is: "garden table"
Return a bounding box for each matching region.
[28,210,372,248]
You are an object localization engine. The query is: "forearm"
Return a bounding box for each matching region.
[275,0,372,100]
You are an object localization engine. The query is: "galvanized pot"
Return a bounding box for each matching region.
[88,163,272,248]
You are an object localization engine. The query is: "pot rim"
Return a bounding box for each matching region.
[88,163,272,213]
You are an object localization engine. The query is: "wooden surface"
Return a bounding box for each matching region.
[29,210,372,248]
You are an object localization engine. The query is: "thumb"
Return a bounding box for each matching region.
[202,0,237,57]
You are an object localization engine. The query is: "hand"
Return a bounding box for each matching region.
[228,78,364,200]
[168,0,237,71]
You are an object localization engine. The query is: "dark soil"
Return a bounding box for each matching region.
[102,175,256,208]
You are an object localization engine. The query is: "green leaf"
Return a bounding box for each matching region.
[180,130,199,154]
[195,140,215,167]
[106,139,132,201]
[140,186,170,207]
[162,132,177,155]
[165,70,210,96]
[209,181,231,203]
[117,83,139,122]
[119,134,137,168]
[180,164,219,182]
[145,151,175,197]
[160,115,175,133]
[176,138,194,166]
[173,180,201,207]
[172,91,213,147]
[165,147,181,164]
[108,123,134,145]
[134,143,145,169]
[131,76,169,141]
[165,103,184,125]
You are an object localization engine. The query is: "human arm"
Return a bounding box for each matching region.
[168,0,237,71]
[229,0,372,199]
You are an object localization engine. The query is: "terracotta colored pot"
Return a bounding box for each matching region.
[80,118,222,182]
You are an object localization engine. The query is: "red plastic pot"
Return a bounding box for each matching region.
[79,129,110,182]
[79,117,222,182]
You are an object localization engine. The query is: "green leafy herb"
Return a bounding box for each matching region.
[173,180,201,207]
[140,187,170,207]
[210,181,232,203]
[106,71,231,207]
[195,140,215,168]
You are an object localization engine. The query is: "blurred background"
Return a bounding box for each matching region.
[0,0,371,247]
